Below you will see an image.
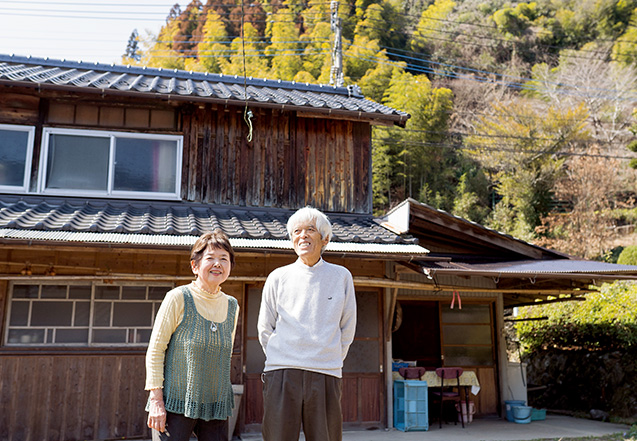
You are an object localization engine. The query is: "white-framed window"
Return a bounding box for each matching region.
[38,128,183,199]
[4,282,173,346]
[0,124,35,193]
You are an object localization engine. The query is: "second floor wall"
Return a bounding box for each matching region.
[1,86,373,214]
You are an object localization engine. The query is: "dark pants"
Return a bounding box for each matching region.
[151,411,228,441]
[261,369,343,441]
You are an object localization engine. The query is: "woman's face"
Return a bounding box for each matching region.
[191,246,232,289]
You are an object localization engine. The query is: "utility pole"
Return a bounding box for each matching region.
[330,0,344,87]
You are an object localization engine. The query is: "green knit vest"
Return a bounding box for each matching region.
[162,286,237,421]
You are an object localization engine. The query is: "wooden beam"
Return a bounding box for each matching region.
[385,287,398,342]
[0,273,588,296]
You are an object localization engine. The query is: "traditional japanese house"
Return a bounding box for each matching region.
[1,54,636,441]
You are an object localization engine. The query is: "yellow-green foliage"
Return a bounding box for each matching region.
[618,246,637,265]
[516,281,637,352]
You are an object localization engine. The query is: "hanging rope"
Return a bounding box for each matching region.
[450,290,462,309]
[240,0,253,142]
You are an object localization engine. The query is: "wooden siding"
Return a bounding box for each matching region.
[0,354,149,441]
[182,105,372,213]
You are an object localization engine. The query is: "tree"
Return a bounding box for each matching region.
[223,23,270,78]
[266,7,303,81]
[197,9,229,73]
[612,7,637,65]
[194,9,230,73]
[466,100,588,240]
[410,0,456,55]
[123,29,141,63]
[372,68,455,212]
[143,14,185,69]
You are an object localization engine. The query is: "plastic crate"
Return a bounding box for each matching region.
[531,408,546,421]
[393,380,429,431]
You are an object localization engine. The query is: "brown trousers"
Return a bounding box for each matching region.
[261,369,343,441]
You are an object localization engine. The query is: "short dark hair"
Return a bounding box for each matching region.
[190,229,235,269]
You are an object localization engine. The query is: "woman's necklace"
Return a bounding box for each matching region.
[193,281,220,332]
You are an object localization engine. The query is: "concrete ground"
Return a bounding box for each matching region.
[238,415,631,441]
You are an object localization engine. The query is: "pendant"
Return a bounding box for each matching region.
[210,322,217,332]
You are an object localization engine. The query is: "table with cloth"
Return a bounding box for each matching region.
[392,369,481,425]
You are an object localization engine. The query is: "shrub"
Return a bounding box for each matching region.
[516,281,637,352]
[618,246,637,265]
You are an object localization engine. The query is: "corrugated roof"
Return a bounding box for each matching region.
[0,195,428,255]
[0,54,409,126]
[420,259,637,277]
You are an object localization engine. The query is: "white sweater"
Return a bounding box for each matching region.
[257,258,357,378]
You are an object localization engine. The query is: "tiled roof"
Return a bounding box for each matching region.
[0,54,409,126]
[0,195,427,255]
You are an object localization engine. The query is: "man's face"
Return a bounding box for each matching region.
[291,221,329,265]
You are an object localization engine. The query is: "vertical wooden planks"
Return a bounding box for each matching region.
[341,375,359,422]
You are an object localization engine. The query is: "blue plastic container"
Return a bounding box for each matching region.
[512,405,533,424]
[504,400,526,422]
[394,380,429,431]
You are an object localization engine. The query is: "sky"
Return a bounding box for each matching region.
[0,0,186,65]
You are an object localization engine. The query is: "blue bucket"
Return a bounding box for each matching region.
[512,405,533,424]
[504,400,526,422]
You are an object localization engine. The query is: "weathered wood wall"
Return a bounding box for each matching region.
[182,105,372,213]
[0,354,148,441]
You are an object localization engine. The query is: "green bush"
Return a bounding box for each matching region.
[516,281,637,352]
[618,245,637,265]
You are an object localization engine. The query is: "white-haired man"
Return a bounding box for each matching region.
[257,206,357,441]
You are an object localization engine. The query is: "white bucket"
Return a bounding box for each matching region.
[455,400,476,424]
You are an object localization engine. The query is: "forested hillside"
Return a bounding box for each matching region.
[125,0,637,260]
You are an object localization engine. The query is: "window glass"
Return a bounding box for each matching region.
[93,303,112,326]
[8,329,45,344]
[441,304,491,324]
[442,324,492,345]
[113,302,152,326]
[9,302,29,326]
[5,283,173,346]
[114,138,177,193]
[40,129,181,198]
[93,329,127,343]
[74,302,90,326]
[443,346,494,366]
[149,286,168,300]
[56,329,89,343]
[41,285,68,299]
[0,127,31,188]
[122,286,147,300]
[31,302,73,326]
[96,286,120,299]
[69,286,91,299]
[46,134,109,190]
[13,285,39,298]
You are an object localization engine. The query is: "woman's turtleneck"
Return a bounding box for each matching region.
[189,281,228,323]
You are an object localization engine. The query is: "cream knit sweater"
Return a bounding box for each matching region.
[257,258,357,378]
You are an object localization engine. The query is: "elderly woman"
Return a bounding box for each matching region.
[145,229,239,441]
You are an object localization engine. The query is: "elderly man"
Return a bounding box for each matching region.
[257,206,357,441]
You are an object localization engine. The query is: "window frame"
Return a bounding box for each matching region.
[0,123,35,193]
[38,127,183,200]
[4,281,174,347]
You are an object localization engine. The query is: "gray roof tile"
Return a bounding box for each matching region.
[0,54,409,125]
[0,196,418,247]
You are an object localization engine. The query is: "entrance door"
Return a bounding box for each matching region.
[392,301,441,369]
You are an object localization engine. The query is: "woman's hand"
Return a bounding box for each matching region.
[147,389,167,433]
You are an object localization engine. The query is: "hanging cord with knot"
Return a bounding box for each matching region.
[240,0,253,142]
